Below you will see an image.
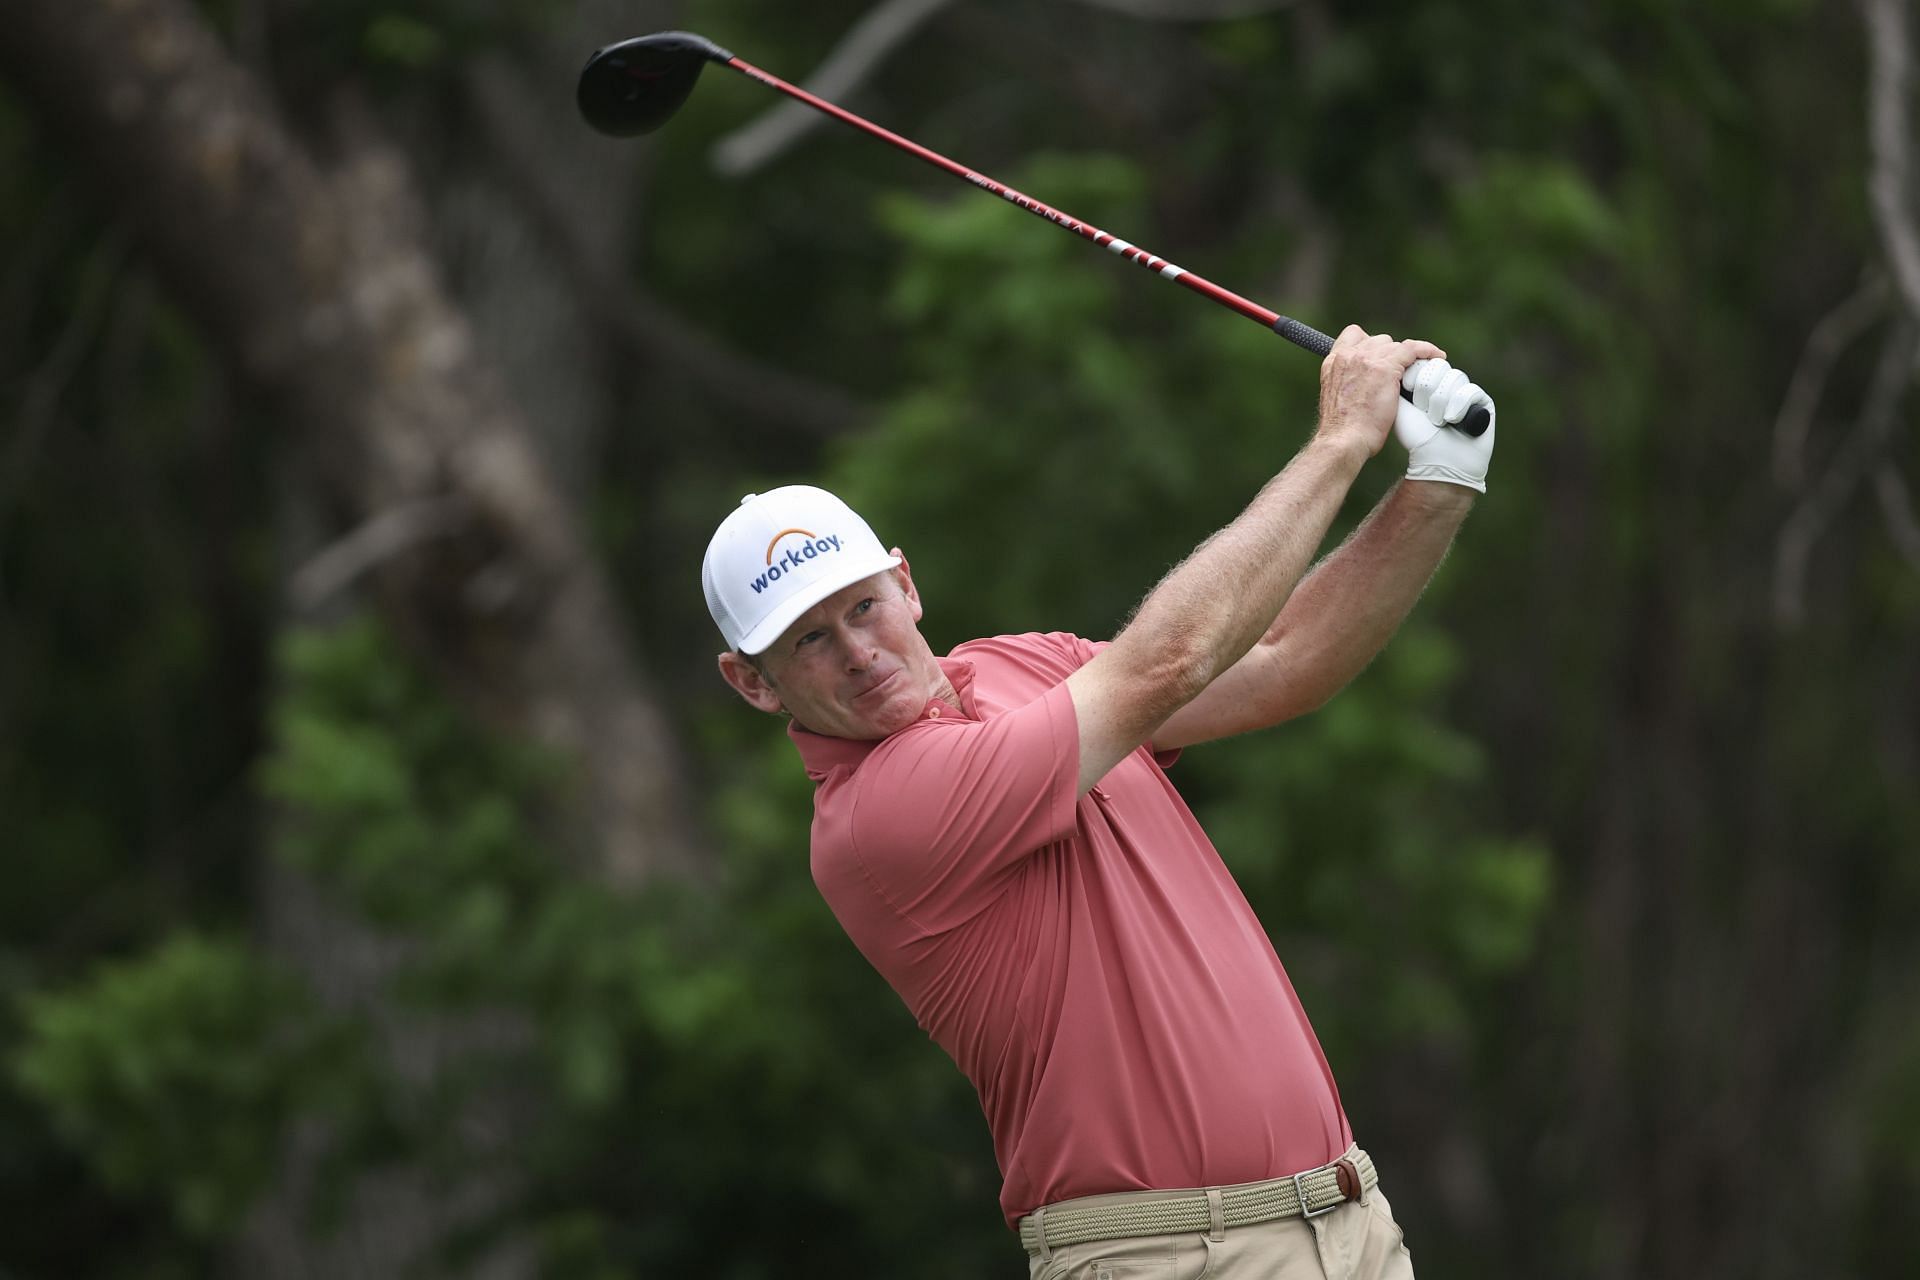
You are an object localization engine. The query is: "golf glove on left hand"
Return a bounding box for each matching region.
[1394,358,1496,493]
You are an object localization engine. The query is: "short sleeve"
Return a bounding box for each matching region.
[848,680,1080,932]
[1079,638,1182,770]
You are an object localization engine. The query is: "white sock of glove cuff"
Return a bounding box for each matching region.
[1393,358,1496,494]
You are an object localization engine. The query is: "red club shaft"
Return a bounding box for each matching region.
[724,57,1283,330]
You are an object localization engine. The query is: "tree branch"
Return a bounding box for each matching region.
[1773,322,1917,626]
[1063,0,1302,17]
[0,231,129,537]
[289,497,474,612]
[710,0,956,177]
[463,55,868,436]
[705,0,1301,179]
[1864,0,1920,320]
[1771,274,1887,488]
[1835,0,1920,604]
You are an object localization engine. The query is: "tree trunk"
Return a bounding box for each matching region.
[0,0,700,888]
[0,1,701,1272]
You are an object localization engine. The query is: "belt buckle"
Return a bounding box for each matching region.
[1294,1169,1338,1220]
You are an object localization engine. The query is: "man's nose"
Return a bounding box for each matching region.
[843,635,878,670]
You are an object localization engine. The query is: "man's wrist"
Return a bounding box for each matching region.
[1303,427,1374,478]
[1399,476,1480,512]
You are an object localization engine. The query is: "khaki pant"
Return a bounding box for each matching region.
[1024,1184,1415,1280]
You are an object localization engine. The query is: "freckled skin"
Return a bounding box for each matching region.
[717,552,958,741]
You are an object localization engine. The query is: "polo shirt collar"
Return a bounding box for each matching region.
[788,656,977,781]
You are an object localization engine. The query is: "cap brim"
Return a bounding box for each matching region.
[735,553,904,655]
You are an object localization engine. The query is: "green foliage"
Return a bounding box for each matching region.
[833,152,1552,1072]
[363,14,445,70]
[259,618,559,941]
[12,935,372,1237]
[877,153,1143,348]
[242,617,1011,1273]
[0,88,282,1273]
[6,0,1917,1275]
[1188,628,1552,1055]
[839,152,1323,646]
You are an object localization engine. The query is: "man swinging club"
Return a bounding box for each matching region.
[704,327,1495,1278]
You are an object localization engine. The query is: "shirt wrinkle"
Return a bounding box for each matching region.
[845,767,935,939]
[800,632,1349,1230]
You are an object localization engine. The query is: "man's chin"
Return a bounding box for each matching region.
[846,685,924,740]
[792,695,919,742]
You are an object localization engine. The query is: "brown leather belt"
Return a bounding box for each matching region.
[1018,1147,1378,1254]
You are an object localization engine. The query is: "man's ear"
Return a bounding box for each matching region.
[890,548,924,624]
[717,651,784,714]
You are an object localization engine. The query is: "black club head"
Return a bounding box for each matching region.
[578,31,732,137]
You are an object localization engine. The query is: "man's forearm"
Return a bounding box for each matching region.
[1069,329,1450,778]
[1257,478,1474,710]
[1115,434,1372,692]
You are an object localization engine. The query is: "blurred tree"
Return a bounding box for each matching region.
[1,0,1915,1277]
[0,0,697,1273]
[0,0,697,885]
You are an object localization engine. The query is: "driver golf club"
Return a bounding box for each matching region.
[578,30,1490,437]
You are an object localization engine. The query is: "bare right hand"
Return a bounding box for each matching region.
[1314,326,1446,458]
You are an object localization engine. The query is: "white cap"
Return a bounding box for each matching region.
[701,485,902,655]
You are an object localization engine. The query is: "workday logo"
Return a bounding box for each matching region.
[748,527,845,594]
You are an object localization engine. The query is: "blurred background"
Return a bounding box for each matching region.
[1,0,1914,1276]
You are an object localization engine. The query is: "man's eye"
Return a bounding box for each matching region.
[855,599,874,614]
[796,632,822,649]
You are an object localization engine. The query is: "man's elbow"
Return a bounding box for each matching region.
[1162,642,1221,713]
[1124,637,1216,725]
[1252,642,1339,726]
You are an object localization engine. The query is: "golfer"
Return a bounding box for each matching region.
[704,327,1495,1279]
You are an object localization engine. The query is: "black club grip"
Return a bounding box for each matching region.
[1271,316,1491,438]
[1273,316,1335,357]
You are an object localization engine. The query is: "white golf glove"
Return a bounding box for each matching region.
[1393,358,1496,493]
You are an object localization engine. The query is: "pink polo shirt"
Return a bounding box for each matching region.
[793,631,1352,1229]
